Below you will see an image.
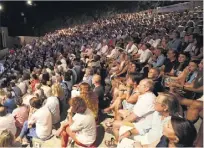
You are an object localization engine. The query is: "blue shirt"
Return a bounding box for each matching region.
[152,54,166,68]
[3,98,17,113]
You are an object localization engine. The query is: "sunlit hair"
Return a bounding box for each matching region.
[69,97,87,114]
[0,130,14,147]
[51,83,64,98]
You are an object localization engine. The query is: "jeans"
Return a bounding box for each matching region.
[19,120,38,139]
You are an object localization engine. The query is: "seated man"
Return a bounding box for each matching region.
[0,106,17,136]
[16,97,52,142]
[151,47,166,68]
[105,79,156,145]
[147,68,163,96]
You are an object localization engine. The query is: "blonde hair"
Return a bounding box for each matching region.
[92,74,101,83]
[79,82,98,119]
[51,83,64,98]
[0,130,14,147]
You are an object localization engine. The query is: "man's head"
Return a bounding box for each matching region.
[154,47,163,57]
[141,43,151,51]
[148,68,160,80]
[92,74,101,86]
[188,60,198,72]
[137,79,154,94]
[167,49,177,60]
[29,97,42,109]
[172,31,180,39]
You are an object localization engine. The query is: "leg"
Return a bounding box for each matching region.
[60,130,69,148]
[186,101,203,121]
[112,120,124,143]
[19,121,29,139]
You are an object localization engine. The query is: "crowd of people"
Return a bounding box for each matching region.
[0,3,203,148]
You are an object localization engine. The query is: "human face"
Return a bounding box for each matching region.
[154,95,167,112]
[141,44,147,50]
[126,77,134,86]
[163,120,177,142]
[137,80,147,94]
[198,60,203,71]
[188,62,197,72]
[154,49,161,57]
[167,50,175,59]
[130,63,136,72]
[148,69,158,79]
[178,54,186,63]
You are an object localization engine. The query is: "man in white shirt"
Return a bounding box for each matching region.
[112,79,156,144]
[139,43,153,64]
[0,106,17,136]
[126,38,138,55]
[17,97,52,141]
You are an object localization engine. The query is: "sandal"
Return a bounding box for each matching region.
[104,138,117,148]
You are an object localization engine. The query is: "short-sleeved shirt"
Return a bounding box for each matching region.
[134,111,171,145]
[12,106,29,128]
[44,96,60,124]
[70,109,96,146]
[28,107,52,139]
[133,92,156,135]
[0,114,17,136]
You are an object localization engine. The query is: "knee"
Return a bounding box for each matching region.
[113,121,121,129]
[192,101,203,109]
[60,130,67,137]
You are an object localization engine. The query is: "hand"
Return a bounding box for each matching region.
[119,131,131,142]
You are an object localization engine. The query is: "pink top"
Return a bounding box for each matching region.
[12,106,29,128]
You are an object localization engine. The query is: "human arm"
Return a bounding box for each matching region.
[152,56,166,68]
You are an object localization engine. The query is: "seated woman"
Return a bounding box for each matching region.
[168,52,189,77]
[44,83,61,125]
[16,97,52,142]
[82,67,94,86]
[103,73,143,119]
[111,61,137,91]
[109,53,129,77]
[156,116,197,147]
[55,97,96,148]
[79,82,99,120]
[115,93,180,148]
[0,129,21,147]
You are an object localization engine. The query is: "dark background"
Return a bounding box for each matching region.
[0,1,184,36]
